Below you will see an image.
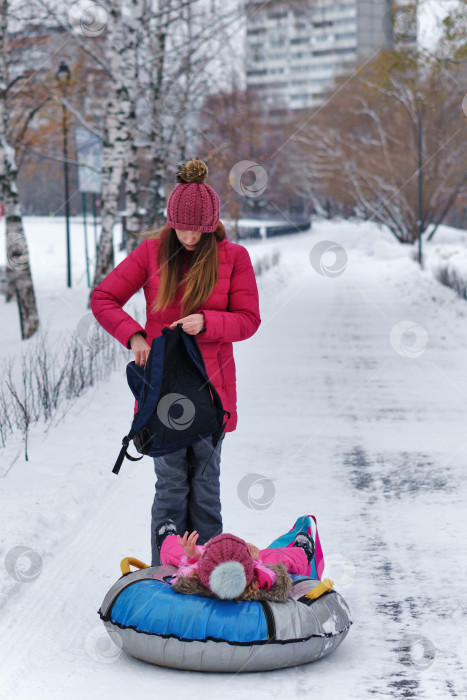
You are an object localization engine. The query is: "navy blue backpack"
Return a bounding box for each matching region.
[112,324,230,475]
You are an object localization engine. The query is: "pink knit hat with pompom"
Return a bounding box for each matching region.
[166,157,220,233]
[197,533,255,600]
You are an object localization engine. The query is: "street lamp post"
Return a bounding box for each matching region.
[417,108,423,267]
[56,61,72,288]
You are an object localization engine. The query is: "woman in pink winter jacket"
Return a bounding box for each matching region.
[90,158,261,566]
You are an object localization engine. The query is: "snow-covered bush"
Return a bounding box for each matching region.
[253,249,281,277]
[433,264,467,301]
[0,327,129,460]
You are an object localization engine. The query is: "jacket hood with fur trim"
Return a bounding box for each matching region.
[172,562,293,602]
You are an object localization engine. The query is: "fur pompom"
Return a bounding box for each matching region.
[176,158,208,184]
[209,561,247,600]
[173,562,292,602]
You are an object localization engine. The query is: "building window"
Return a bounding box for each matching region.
[313,20,333,28]
[268,52,287,60]
[268,10,288,20]
[312,47,355,56]
[335,32,356,40]
[311,62,334,71]
[334,17,356,26]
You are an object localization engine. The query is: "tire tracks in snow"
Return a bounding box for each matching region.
[329,258,466,699]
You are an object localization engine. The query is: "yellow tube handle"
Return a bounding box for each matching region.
[120,557,150,575]
[305,577,334,600]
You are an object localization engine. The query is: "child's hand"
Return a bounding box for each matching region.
[177,531,202,558]
[246,542,260,559]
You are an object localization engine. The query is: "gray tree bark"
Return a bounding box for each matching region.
[89,0,144,297]
[0,0,39,340]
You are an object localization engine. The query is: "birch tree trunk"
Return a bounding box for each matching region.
[142,14,170,232]
[122,0,146,255]
[123,113,141,254]
[0,0,39,339]
[88,0,144,298]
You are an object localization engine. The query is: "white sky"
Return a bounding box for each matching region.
[417,0,460,48]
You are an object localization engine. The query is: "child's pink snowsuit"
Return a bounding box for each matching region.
[160,535,308,589]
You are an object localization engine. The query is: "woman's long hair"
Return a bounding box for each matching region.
[135,221,226,317]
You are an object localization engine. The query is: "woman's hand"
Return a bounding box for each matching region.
[169,314,205,335]
[177,531,202,558]
[129,332,151,368]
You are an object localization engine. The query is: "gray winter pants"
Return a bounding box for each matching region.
[150,434,225,566]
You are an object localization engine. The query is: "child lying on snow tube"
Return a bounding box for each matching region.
[154,519,315,602]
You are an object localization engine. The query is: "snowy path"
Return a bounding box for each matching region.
[1,222,466,699]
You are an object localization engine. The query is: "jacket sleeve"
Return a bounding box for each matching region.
[254,562,277,589]
[199,245,261,342]
[90,240,150,349]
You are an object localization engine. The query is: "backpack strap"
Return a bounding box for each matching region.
[129,334,167,436]
[211,405,230,446]
[177,327,231,438]
[177,328,230,472]
[112,434,144,475]
[112,334,166,475]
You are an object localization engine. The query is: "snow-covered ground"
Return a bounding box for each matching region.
[1,216,467,699]
[422,225,467,291]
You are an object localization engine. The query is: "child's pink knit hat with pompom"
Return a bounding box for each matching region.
[197,533,255,600]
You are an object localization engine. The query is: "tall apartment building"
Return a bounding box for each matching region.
[246,0,398,112]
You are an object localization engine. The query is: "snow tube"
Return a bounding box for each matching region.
[98,558,352,672]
